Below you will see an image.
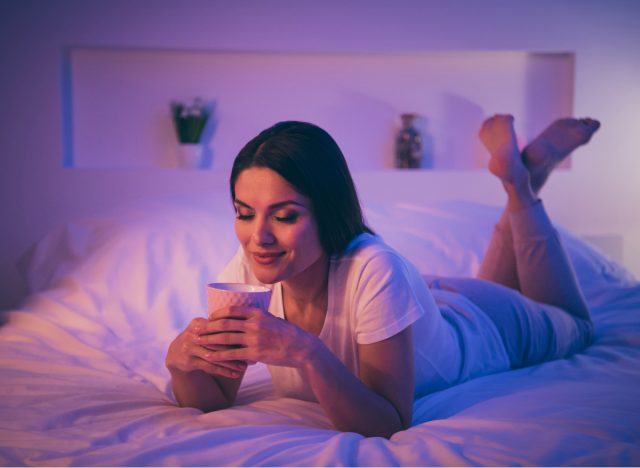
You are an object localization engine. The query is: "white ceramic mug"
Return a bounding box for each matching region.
[206,282,272,319]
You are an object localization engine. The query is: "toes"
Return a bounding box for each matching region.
[489,114,514,124]
[480,114,515,135]
[581,118,601,132]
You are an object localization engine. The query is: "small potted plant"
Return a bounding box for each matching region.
[170,98,212,168]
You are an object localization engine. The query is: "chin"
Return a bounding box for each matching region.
[255,276,278,285]
[252,267,285,285]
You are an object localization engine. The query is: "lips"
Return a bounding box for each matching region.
[251,251,286,265]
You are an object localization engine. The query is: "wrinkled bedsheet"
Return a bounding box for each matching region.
[1,199,639,466]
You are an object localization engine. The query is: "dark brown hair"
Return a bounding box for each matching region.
[230,121,373,255]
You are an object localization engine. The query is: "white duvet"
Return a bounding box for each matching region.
[1,197,639,466]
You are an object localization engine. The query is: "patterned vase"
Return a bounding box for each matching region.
[395,113,423,169]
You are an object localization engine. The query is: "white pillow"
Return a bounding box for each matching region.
[20,197,636,341]
[19,195,238,340]
[365,200,637,307]
[365,200,496,278]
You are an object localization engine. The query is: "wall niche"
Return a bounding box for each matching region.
[63,48,574,171]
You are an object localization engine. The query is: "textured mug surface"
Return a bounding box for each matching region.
[206,283,272,319]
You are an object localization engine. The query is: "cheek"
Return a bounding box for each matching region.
[234,221,250,244]
[293,224,323,253]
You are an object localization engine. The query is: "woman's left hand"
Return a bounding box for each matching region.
[196,306,317,368]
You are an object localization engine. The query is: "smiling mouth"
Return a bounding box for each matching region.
[252,251,286,265]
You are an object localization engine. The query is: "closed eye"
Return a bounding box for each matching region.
[274,213,299,223]
[236,213,254,221]
[235,213,298,223]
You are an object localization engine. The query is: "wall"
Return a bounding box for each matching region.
[1,0,639,310]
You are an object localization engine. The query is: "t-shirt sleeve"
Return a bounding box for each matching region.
[353,250,429,345]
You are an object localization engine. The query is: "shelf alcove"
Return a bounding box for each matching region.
[63,48,574,171]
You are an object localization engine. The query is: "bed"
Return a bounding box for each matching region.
[1,195,639,466]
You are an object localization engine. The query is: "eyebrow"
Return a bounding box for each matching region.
[233,199,306,210]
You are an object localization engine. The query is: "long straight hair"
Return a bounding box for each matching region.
[230,121,373,255]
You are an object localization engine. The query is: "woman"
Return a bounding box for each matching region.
[166,115,599,438]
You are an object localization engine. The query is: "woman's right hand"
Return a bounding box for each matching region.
[165,317,248,379]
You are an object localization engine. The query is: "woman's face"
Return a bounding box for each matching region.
[233,167,326,285]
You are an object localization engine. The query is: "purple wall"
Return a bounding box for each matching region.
[1,0,639,310]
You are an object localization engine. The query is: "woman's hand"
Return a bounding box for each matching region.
[195,306,413,437]
[196,306,318,367]
[165,317,249,379]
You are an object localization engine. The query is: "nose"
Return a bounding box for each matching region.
[252,216,275,246]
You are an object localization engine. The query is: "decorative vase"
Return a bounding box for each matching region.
[395,113,423,169]
[177,143,205,169]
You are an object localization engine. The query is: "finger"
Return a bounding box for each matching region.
[202,343,234,352]
[199,317,248,335]
[191,347,247,372]
[197,331,247,347]
[207,346,251,363]
[188,317,209,333]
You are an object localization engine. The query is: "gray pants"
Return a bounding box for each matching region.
[429,201,593,368]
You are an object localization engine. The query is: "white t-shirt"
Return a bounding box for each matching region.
[218,233,509,400]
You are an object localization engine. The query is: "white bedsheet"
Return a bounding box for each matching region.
[1,198,639,466]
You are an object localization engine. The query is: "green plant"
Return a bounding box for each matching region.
[170,98,211,144]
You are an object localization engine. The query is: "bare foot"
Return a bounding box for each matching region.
[479,114,529,186]
[523,118,600,193]
[479,114,537,211]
